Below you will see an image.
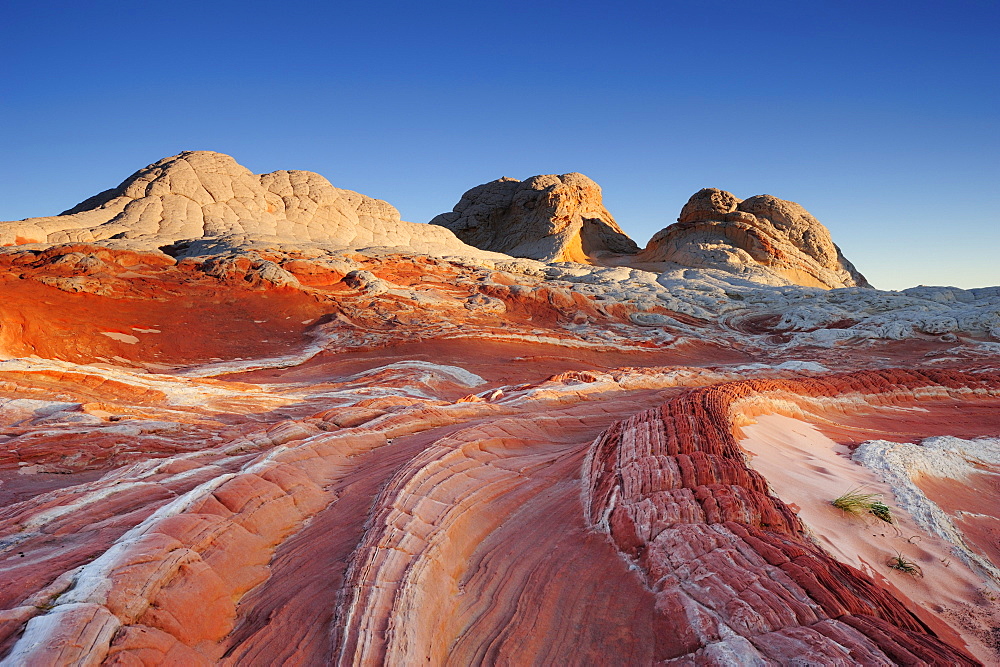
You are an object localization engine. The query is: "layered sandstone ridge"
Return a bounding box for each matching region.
[584,370,1000,663]
[638,188,869,289]
[3,359,998,664]
[0,151,487,257]
[429,173,640,263]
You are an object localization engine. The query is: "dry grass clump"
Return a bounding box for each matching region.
[831,488,894,523]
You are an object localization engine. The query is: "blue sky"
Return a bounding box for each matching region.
[2,0,997,290]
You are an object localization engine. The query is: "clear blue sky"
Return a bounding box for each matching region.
[2,0,997,290]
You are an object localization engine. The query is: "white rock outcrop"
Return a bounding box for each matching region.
[0,151,487,257]
[637,188,868,289]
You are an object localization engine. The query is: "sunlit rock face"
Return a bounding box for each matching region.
[429,173,640,263]
[1,153,999,664]
[638,188,870,289]
[0,151,488,258]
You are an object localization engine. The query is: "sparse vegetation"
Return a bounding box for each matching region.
[831,488,893,523]
[869,500,893,523]
[887,552,922,577]
[831,488,880,515]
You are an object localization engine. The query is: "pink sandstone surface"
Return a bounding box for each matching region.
[0,152,998,664]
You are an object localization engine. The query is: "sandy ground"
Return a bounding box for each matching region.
[740,414,1000,663]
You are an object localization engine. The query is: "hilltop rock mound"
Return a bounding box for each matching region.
[0,151,484,257]
[430,173,639,263]
[637,188,869,289]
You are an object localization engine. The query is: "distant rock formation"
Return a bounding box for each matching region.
[637,188,869,289]
[0,151,485,257]
[430,173,639,263]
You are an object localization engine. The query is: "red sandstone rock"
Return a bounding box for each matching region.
[584,370,1000,663]
[0,177,998,664]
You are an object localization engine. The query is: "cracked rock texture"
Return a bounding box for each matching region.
[0,151,487,258]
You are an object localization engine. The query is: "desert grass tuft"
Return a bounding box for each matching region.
[831,488,894,523]
[887,552,922,577]
[831,488,880,516]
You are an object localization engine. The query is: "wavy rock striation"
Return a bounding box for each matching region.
[584,369,999,663]
[1,152,999,664]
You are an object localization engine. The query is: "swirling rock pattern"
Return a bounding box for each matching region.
[3,348,998,664]
[0,152,999,664]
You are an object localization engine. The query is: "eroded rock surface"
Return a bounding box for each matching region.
[0,151,487,258]
[430,173,639,263]
[584,370,1000,663]
[638,188,869,289]
[1,156,999,665]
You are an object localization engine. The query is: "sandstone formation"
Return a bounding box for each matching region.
[429,173,639,263]
[0,151,489,258]
[584,370,999,663]
[1,155,999,664]
[637,188,869,289]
